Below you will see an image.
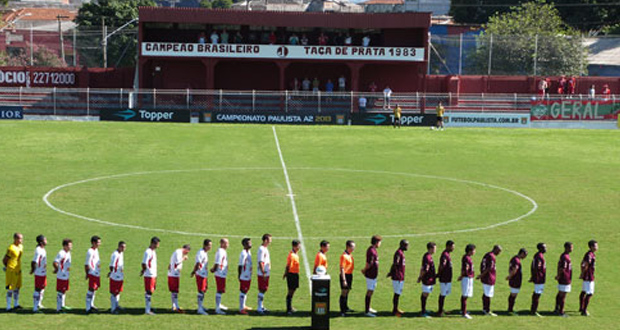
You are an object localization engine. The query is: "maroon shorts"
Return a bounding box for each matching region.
[196,275,208,293]
[168,276,180,293]
[239,279,251,294]
[215,276,226,293]
[88,275,100,291]
[34,275,47,290]
[110,279,124,295]
[56,279,69,293]
[258,276,270,292]
[144,277,157,293]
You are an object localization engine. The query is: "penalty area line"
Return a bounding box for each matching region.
[272,126,312,293]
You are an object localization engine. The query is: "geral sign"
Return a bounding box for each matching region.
[530,99,620,120]
[0,70,77,87]
[141,42,425,62]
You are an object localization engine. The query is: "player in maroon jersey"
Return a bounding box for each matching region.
[361,235,382,317]
[555,242,573,317]
[458,244,475,319]
[529,243,547,317]
[506,248,527,315]
[436,240,455,317]
[417,242,436,318]
[476,245,502,316]
[579,240,597,316]
[387,239,408,316]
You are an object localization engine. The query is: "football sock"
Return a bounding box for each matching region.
[560,294,566,314]
[39,289,45,307]
[6,291,12,311]
[531,293,540,313]
[438,295,445,313]
[584,294,592,312]
[13,290,19,307]
[215,293,222,311]
[56,292,62,311]
[61,292,66,307]
[110,295,117,311]
[482,295,490,312]
[461,296,467,315]
[145,293,152,313]
[508,295,516,312]
[258,292,264,311]
[345,295,350,310]
[421,295,427,313]
[91,292,96,307]
[286,295,292,312]
[197,292,205,311]
[579,291,586,311]
[393,294,400,313]
[86,291,93,311]
[239,292,246,311]
[33,291,40,312]
[555,293,560,312]
[365,295,371,313]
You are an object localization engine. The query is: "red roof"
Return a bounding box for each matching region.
[139,7,430,29]
[2,8,76,23]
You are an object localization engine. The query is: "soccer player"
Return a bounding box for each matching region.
[555,242,573,317]
[314,240,329,274]
[435,101,445,130]
[437,240,455,317]
[477,245,502,316]
[339,240,355,317]
[529,242,547,317]
[108,241,126,314]
[418,242,436,318]
[257,234,272,315]
[506,248,528,315]
[30,235,47,313]
[283,240,301,315]
[211,238,229,315]
[238,238,252,315]
[579,240,598,316]
[140,236,160,315]
[458,244,476,319]
[190,239,212,315]
[361,235,381,317]
[387,239,407,316]
[168,244,191,313]
[4,232,23,311]
[393,104,402,128]
[53,238,72,313]
[84,235,101,314]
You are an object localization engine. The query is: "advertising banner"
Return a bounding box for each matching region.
[350,113,437,126]
[0,69,77,87]
[0,106,23,120]
[202,111,347,125]
[443,112,530,127]
[530,99,620,120]
[100,109,191,123]
[142,42,424,62]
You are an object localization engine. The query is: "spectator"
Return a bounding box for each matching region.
[567,76,576,98]
[589,84,596,99]
[383,86,392,109]
[369,81,377,93]
[326,79,334,92]
[602,84,611,100]
[269,31,277,45]
[235,31,244,44]
[338,75,346,92]
[290,78,300,91]
[312,77,320,92]
[221,29,229,44]
[198,32,207,44]
[362,35,371,47]
[301,34,309,46]
[538,78,547,98]
[261,31,270,44]
[335,33,344,46]
[344,34,352,46]
[318,32,329,46]
[302,77,311,91]
[359,96,368,113]
[545,77,551,95]
[289,34,300,45]
[558,76,566,95]
[248,32,258,44]
[210,31,219,44]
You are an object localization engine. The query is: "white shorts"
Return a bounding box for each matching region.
[440,282,452,296]
[365,277,377,291]
[534,284,545,294]
[582,281,595,295]
[421,284,434,294]
[510,287,520,294]
[461,278,473,297]
[392,281,404,295]
[483,284,495,298]
[558,284,571,293]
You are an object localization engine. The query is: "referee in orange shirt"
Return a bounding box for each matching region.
[314,241,329,274]
[283,240,300,315]
[340,240,355,316]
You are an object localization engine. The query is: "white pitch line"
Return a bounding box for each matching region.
[272,126,312,292]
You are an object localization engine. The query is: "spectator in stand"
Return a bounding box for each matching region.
[589,84,596,99]
[261,31,270,44]
[545,77,551,95]
[235,31,244,44]
[359,96,367,113]
[210,31,219,44]
[335,33,344,46]
[558,76,566,95]
[344,34,352,46]
[362,35,371,47]
[325,79,334,93]
[198,32,207,44]
[301,34,309,46]
[302,77,311,92]
[567,77,576,98]
[289,34,300,45]
[538,78,547,98]
[369,81,377,93]
[291,78,300,91]
[318,33,329,46]
[338,75,346,92]
[602,84,611,100]
[221,29,229,44]
[248,32,258,44]
[269,31,277,45]
[383,86,393,110]
[312,77,320,92]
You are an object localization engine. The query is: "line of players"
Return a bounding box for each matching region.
[3,232,598,318]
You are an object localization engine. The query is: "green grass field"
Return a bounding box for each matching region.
[0,121,618,329]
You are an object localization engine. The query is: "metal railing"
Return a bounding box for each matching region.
[0,87,617,117]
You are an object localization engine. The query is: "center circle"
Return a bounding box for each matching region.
[43,167,537,239]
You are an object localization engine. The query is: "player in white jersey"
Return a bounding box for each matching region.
[84,235,101,313]
[53,239,72,313]
[257,234,272,314]
[140,237,160,315]
[190,239,212,315]
[168,244,191,313]
[30,235,47,312]
[108,241,126,314]
[210,238,229,315]
[238,238,253,314]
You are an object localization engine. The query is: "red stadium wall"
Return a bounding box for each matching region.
[0,66,134,88]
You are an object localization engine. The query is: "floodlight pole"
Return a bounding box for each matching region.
[57,15,70,65]
[102,17,138,68]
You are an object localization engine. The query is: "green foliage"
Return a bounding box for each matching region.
[74,0,156,68]
[555,0,620,32]
[450,0,524,25]
[0,46,66,67]
[470,0,588,76]
[201,0,232,9]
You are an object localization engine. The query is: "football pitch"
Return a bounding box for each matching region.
[0,121,618,330]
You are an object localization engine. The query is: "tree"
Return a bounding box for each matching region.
[200,0,212,8]
[555,0,620,32]
[74,0,156,68]
[469,0,588,76]
[33,46,67,67]
[450,0,525,25]
[200,0,232,9]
